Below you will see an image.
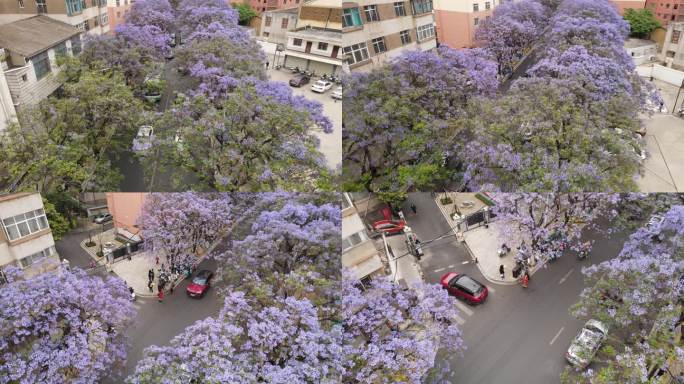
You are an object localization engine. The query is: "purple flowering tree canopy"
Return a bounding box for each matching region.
[564,204,684,383]
[123,0,175,33]
[0,267,136,384]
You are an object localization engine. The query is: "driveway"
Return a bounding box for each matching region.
[638,113,684,192]
[267,67,342,170]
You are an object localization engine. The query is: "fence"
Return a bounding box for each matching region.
[637,63,684,87]
[456,208,496,232]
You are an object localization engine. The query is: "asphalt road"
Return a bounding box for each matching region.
[54,223,113,268]
[105,256,222,382]
[401,193,628,384]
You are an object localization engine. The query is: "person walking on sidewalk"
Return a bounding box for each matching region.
[148,280,153,292]
[158,289,164,302]
[409,203,417,215]
[148,269,154,283]
[499,264,505,280]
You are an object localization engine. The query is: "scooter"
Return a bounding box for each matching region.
[497,243,511,257]
[129,287,136,302]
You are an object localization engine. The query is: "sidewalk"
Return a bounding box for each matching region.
[382,235,424,287]
[433,192,544,285]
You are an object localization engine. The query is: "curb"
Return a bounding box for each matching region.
[434,194,518,286]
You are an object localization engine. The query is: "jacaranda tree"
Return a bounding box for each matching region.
[0,266,136,384]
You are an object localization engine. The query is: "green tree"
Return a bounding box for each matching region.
[233,3,258,26]
[42,198,70,241]
[624,8,661,38]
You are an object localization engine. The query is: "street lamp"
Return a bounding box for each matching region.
[672,78,684,115]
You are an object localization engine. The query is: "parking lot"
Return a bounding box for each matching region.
[267,67,342,170]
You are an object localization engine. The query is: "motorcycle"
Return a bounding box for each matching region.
[129,287,136,301]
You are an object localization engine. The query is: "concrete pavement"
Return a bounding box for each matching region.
[638,113,684,192]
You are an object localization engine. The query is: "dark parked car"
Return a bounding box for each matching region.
[440,272,489,304]
[289,74,310,87]
[93,213,112,224]
[186,270,213,298]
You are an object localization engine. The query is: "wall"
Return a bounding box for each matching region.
[611,0,646,15]
[106,193,147,234]
[637,63,684,86]
[0,63,17,132]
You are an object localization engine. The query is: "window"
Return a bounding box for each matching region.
[71,36,82,55]
[486,15,491,21]
[672,30,681,44]
[18,0,24,8]
[343,42,370,64]
[371,37,386,53]
[281,17,288,28]
[116,0,120,5]
[18,246,55,269]
[54,41,67,57]
[675,4,679,9]
[473,3,479,11]
[343,7,362,27]
[317,42,328,50]
[80,0,86,7]
[94,16,99,26]
[2,208,49,242]
[66,0,82,15]
[75,21,86,31]
[400,29,411,44]
[485,1,490,9]
[32,51,51,80]
[394,2,406,16]
[265,16,272,26]
[474,17,479,26]
[100,12,108,25]
[416,23,435,40]
[292,38,303,46]
[343,232,367,251]
[411,0,433,15]
[364,5,379,22]
[263,31,269,37]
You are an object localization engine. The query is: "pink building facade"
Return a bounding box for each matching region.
[231,0,301,13]
[433,0,497,49]
[612,0,646,14]
[107,0,133,33]
[105,193,147,236]
[646,0,684,26]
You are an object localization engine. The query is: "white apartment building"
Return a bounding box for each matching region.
[0,192,60,279]
[282,0,343,75]
[0,0,110,35]
[342,193,385,284]
[343,0,436,72]
[0,16,82,111]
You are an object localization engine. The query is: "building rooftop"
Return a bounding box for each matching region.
[625,38,657,49]
[264,6,300,14]
[289,27,342,43]
[0,16,81,58]
[304,0,341,8]
[0,192,36,204]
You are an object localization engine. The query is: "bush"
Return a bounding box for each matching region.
[85,241,96,247]
[440,196,453,205]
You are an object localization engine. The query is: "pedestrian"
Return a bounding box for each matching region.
[147,280,153,292]
[410,203,417,215]
[169,281,174,294]
[158,289,164,302]
[148,269,154,282]
[266,61,269,69]
[155,255,159,265]
[659,100,664,112]
[499,264,505,280]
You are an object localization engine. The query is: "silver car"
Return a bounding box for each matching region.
[566,320,608,369]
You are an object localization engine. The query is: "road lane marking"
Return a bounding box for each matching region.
[558,268,575,285]
[454,300,474,316]
[461,261,470,264]
[434,267,446,272]
[550,327,565,346]
[453,314,466,325]
[448,264,455,268]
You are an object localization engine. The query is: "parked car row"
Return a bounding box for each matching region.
[288,74,343,99]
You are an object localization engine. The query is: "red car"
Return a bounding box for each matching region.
[372,220,406,235]
[440,272,488,305]
[186,269,213,298]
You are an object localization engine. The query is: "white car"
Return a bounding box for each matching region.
[311,80,333,93]
[566,320,608,369]
[132,125,154,152]
[331,86,342,100]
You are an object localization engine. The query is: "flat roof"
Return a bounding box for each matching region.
[264,6,300,14]
[289,27,342,43]
[303,0,342,8]
[0,192,36,203]
[0,16,81,57]
[625,38,657,48]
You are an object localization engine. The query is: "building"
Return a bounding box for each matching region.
[260,6,299,45]
[0,0,109,35]
[343,0,437,72]
[342,193,385,284]
[0,63,17,132]
[232,0,303,13]
[281,0,343,75]
[105,193,146,241]
[0,16,82,110]
[107,0,133,32]
[612,0,645,15]
[625,38,658,65]
[434,0,504,49]
[661,21,684,68]
[0,192,59,279]
[646,0,684,26]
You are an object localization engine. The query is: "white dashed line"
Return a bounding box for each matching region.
[454,300,474,316]
[434,267,446,273]
[558,268,574,285]
[550,327,565,346]
[453,314,466,325]
[448,264,455,268]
